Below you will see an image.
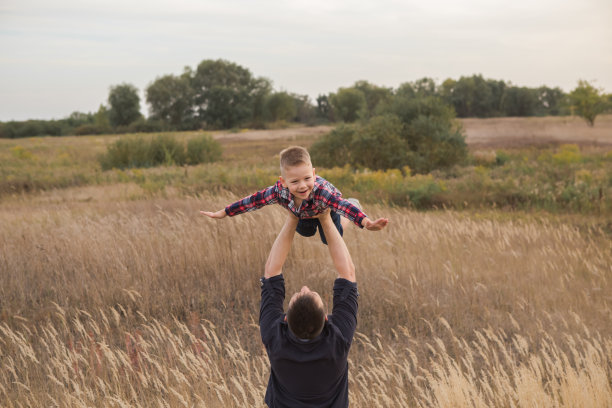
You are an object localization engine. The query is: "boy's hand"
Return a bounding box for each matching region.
[361,217,389,231]
[200,209,227,219]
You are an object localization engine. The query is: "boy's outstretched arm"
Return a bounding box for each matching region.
[201,184,280,220]
[320,184,388,231]
[264,214,299,279]
[360,216,389,231]
[200,209,227,219]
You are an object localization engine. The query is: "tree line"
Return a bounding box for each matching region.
[1,59,610,138]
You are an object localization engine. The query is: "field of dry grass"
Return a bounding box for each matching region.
[1,115,611,406]
[1,184,611,406]
[461,114,612,148]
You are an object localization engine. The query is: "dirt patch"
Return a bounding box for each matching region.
[209,115,612,149]
[460,115,612,148]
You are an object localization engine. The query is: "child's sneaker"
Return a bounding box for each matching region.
[347,198,362,211]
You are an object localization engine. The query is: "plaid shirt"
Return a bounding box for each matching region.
[225,176,367,227]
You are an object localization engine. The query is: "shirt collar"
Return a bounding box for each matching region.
[284,317,328,344]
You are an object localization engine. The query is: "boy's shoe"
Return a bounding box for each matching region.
[347,198,362,211]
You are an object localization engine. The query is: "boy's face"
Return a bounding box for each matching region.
[280,162,316,200]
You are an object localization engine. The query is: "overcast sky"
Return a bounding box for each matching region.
[1,0,611,121]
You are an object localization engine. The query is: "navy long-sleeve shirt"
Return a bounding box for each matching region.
[259,275,359,408]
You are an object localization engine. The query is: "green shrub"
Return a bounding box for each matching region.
[552,144,582,165]
[495,151,511,166]
[350,115,407,170]
[99,136,151,170]
[310,124,356,168]
[99,133,222,170]
[312,95,468,174]
[186,134,222,165]
[149,134,185,166]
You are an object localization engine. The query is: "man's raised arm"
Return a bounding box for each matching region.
[318,211,356,282]
[264,214,299,279]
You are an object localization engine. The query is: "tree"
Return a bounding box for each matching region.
[191,59,259,129]
[440,75,495,117]
[264,91,296,122]
[569,80,608,126]
[352,80,393,118]
[146,69,195,130]
[316,94,333,121]
[502,86,538,117]
[94,105,111,130]
[534,86,566,116]
[396,78,438,99]
[250,77,273,128]
[292,93,316,124]
[330,87,366,122]
[108,83,142,128]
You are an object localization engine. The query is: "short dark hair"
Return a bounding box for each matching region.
[287,294,325,340]
[279,146,311,173]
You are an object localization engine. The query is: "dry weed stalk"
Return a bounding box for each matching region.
[1,191,611,406]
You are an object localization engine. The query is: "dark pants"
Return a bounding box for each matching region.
[296,210,343,245]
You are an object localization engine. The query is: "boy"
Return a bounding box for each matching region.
[200,146,388,244]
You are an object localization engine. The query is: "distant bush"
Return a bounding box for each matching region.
[73,124,110,135]
[149,134,186,166]
[311,95,468,173]
[310,124,356,168]
[0,120,64,138]
[552,144,582,165]
[99,133,221,170]
[186,134,222,165]
[350,114,406,170]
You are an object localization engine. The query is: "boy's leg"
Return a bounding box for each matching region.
[317,210,343,245]
[295,218,318,238]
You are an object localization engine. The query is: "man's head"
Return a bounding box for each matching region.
[279,146,315,200]
[287,286,326,340]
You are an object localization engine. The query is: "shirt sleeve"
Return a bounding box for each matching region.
[225,183,279,216]
[259,274,286,346]
[331,278,359,344]
[317,179,367,228]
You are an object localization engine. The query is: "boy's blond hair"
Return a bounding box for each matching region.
[279,146,311,173]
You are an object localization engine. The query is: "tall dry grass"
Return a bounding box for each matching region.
[1,188,611,406]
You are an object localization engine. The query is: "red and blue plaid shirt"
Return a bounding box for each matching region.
[225,176,367,228]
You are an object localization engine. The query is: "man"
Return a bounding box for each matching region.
[260,209,359,407]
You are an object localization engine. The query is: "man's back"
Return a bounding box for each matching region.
[260,276,359,408]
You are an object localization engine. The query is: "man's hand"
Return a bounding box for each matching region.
[361,217,389,231]
[200,209,227,219]
[311,208,331,219]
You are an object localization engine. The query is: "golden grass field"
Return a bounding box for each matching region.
[1,116,611,407]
